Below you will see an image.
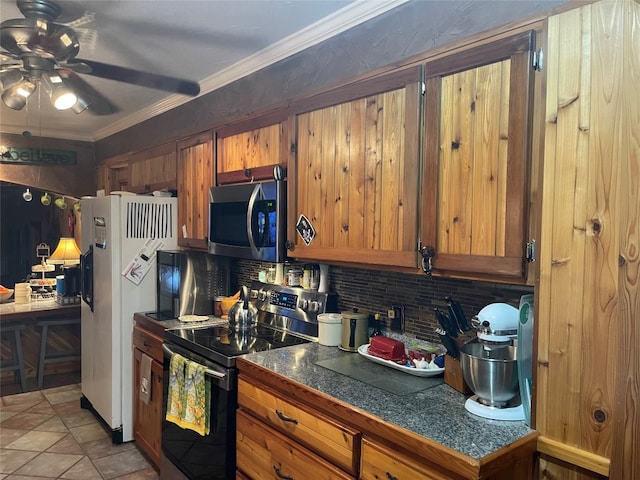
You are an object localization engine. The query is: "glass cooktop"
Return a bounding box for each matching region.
[164,323,311,368]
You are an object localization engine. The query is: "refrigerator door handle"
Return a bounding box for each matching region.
[80,245,94,312]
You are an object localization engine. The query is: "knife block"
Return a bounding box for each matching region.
[444,355,472,394]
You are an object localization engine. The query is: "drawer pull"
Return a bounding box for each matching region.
[273,465,294,480]
[386,473,398,480]
[275,409,298,424]
[143,341,152,348]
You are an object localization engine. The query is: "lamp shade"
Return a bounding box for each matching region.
[48,237,81,265]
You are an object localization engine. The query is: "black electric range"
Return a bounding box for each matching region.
[162,281,337,368]
[164,322,311,368]
[159,282,336,480]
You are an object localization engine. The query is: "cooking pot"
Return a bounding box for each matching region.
[339,310,369,352]
[228,286,258,330]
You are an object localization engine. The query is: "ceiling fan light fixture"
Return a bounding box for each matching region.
[43,73,77,110]
[71,94,89,113]
[1,79,36,110]
[0,70,23,89]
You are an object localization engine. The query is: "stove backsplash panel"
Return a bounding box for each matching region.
[232,259,532,344]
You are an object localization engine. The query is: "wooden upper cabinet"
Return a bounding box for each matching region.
[289,67,422,269]
[215,110,289,185]
[422,31,536,280]
[96,142,177,194]
[127,142,177,194]
[177,131,214,250]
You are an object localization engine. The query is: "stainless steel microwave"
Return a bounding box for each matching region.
[208,180,286,262]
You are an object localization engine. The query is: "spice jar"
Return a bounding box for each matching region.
[287,267,303,287]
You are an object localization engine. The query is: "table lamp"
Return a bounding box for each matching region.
[48,237,81,266]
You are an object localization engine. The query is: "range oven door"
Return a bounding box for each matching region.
[161,342,237,480]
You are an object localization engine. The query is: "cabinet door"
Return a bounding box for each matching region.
[360,437,446,480]
[236,409,355,480]
[96,161,129,193]
[216,111,288,185]
[290,67,421,269]
[177,131,214,249]
[422,31,535,280]
[238,377,359,474]
[127,142,177,194]
[133,348,163,469]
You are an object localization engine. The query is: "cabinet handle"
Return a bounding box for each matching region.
[418,241,435,276]
[386,473,398,480]
[273,465,294,480]
[275,409,298,424]
[143,341,151,348]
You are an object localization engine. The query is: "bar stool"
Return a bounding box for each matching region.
[1,322,27,392]
[37,318,81,389]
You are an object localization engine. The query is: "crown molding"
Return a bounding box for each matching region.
[93,0,408,141]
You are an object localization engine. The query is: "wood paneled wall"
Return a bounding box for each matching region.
[0,133,95,198]
[535,1,639,478]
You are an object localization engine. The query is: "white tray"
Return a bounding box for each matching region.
[357,344,444,377]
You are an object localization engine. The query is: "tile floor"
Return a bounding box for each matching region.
[0,384,158,479]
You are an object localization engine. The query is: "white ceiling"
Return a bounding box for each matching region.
[0,0,407,142]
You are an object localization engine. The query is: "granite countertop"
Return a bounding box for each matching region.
[239,342,535,460]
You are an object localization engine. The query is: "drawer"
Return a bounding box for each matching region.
[237,409,355,480]
[360,437,448,480]
[133,325,163,361]
[238,377,359,474]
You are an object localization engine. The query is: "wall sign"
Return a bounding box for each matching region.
[0,146,77,165]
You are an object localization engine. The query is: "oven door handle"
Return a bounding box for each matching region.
[162,344,226,380]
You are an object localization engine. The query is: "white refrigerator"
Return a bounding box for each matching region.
[80,194,177,443]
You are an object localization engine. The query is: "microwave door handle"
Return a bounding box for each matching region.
[246,183,263,258]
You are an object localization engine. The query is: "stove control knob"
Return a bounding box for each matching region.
[299,299,309,310]
[258,290,267,301]
[250,289,259,299]
[309,301,320,312]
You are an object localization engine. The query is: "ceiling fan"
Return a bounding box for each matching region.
[0,0,200,115]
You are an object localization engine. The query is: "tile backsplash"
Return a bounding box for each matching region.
[232,259,532,344]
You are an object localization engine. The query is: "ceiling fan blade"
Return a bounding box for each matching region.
[0,18,41,56]
[0,18,79,61]
[31,24,79,60]
[58,68,119,115]
[73,58,200,96]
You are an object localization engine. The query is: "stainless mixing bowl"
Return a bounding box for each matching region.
[459,341,519,407]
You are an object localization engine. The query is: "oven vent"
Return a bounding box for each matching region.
[124,200,175,239]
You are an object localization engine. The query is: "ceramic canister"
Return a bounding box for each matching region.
[317,313,342,346]
[339,311,369,352]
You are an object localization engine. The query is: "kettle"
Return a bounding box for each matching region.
[339,310,369,352]
[228,285,258,330]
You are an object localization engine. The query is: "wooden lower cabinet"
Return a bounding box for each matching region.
[361,437,452,480]
[238,377,359,474]
[236,409,356,480]
[237,358,537,480]
[132,323,165,469]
